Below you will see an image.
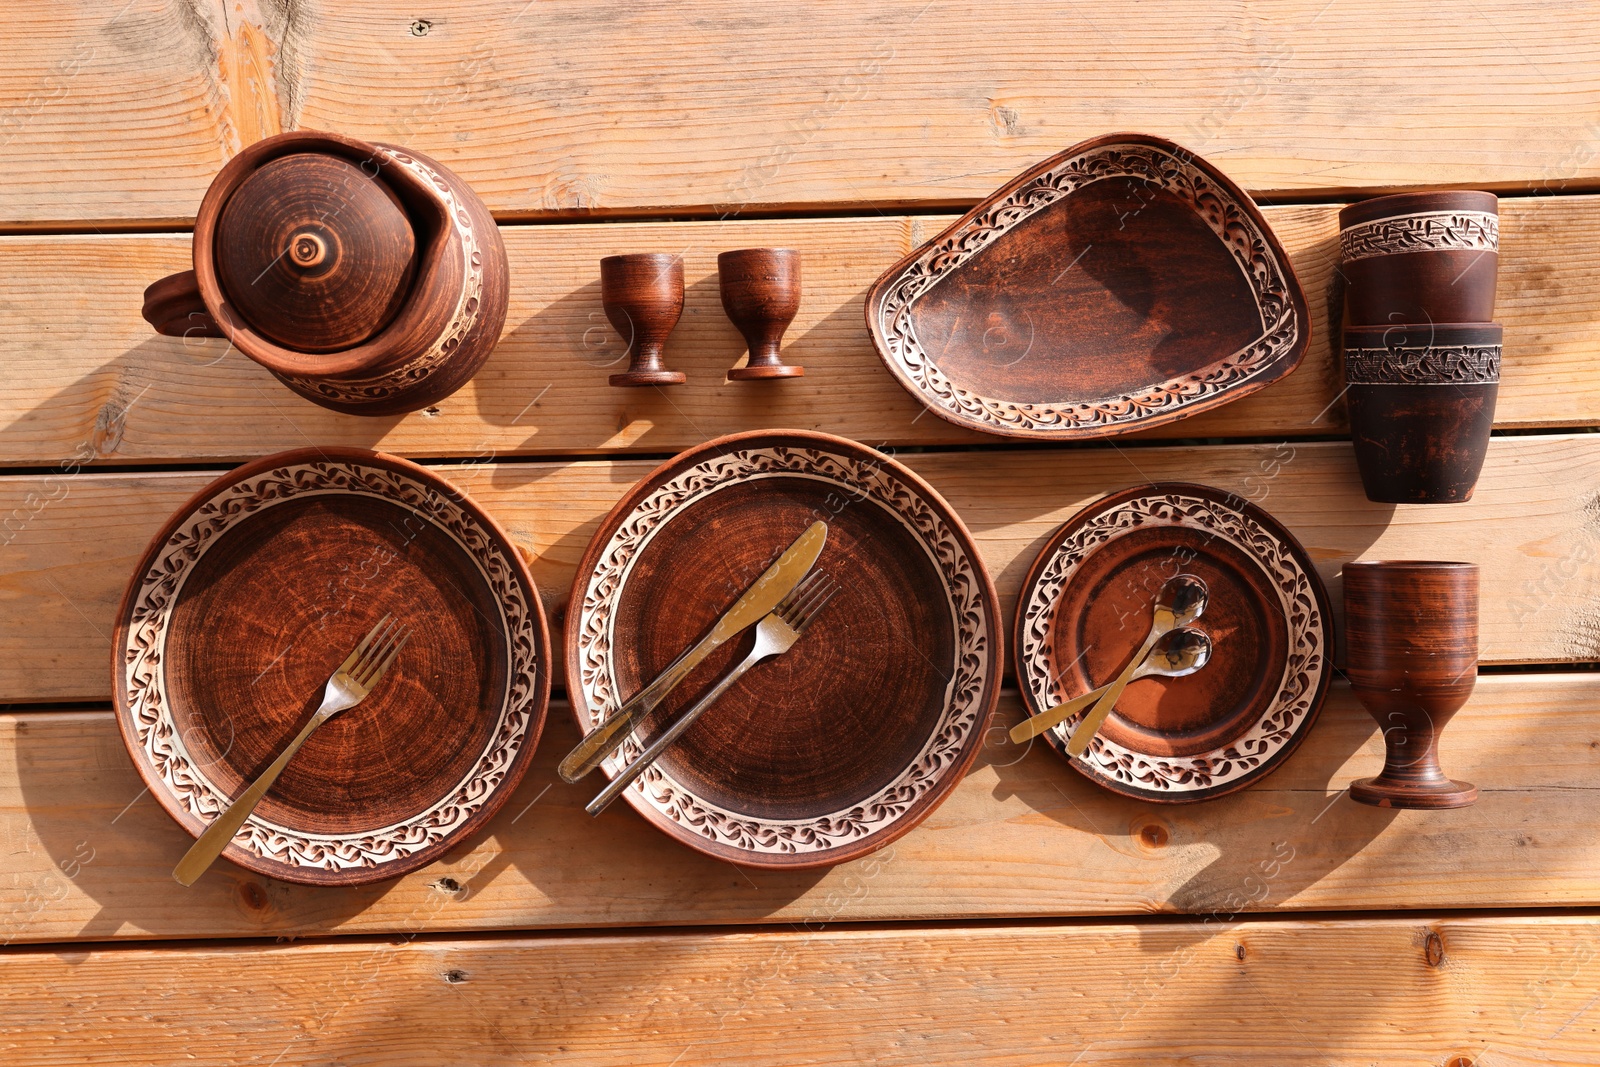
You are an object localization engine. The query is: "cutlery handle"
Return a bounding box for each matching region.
[587,647,764,816]
[173,712,325,887]
[558,634,720,783]
[1065,630,1163,758]
[1009,681,1115,744]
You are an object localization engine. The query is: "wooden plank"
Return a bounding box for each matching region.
[4,194,1599,466]
[3,914,1599,1064]
[3,675,1599,943]
[8,2,1600,227]
[1,435,1597,703]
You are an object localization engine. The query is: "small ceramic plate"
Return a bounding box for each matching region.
[568,430,1002,868]
[112,448,550,885]
[865,132,1309,440]
[1014,482,1332,802]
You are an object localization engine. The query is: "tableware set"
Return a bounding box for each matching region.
[602,247,805,386]
[118,130,1495,887]
[1337,191,1503,503]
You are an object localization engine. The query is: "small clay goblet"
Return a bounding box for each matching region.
[719,248,804,380]
[601,253,686,387]
[1342,322,1501,504]
[1339,190,1499,326]
[1344,560,1479,809]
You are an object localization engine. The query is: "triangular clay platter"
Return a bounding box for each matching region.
[866,133,1310,439]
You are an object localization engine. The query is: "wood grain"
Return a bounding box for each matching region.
[3,675,1599,944]
[7,2,1600,228]
[4,436,1599,703]
[2,194,1596,466]
[5,907,1600,1066]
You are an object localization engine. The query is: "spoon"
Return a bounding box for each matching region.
[1065,574,1209,757]
[1009,628,1213,744]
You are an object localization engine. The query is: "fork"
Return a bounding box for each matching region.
[172,613,414,887]
[587,570,838,816]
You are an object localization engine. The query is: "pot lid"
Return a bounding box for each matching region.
[214,152,417,353]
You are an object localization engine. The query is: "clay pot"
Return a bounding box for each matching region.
[141,130,508,416]
[1339,190,1498,326]
[1343,322,1501,504]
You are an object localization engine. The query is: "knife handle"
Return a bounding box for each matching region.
[587,642,768,815]
[557,635,719,782]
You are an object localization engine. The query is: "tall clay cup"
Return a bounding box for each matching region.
[1344,561,1479,809]
[1343,322,1501,504]
[1339,190,1498,326]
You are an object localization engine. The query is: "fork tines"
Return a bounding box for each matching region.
[343,613,414,688]
[777,570,838,631]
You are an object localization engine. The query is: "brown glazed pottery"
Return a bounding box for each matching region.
[1014,483,1334,802]
[1339,191,1499,326]
[1343,561,1479,809]
[864,132,1310,439]
[567,429,1002,868]
[141,130,509,416]
[601,253,687,386]
[111,447,551,885]
[719,247,804,379]
[1343,322,1501,504]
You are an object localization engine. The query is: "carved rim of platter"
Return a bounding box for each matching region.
[277,147,487,405]
[570,432,1000,864]
[1338,210,1499,263]
[1015,483,1333,802]
[112,450,547,882]
[865,135,1306,439]
[1343,343,1502,386]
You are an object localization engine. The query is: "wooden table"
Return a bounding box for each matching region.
[3,3,1599,1063]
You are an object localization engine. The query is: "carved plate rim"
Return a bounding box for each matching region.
[863,132,1311,440]
[565,429,1003,869]
[109,446,552,887]
[1011,481,1334,803]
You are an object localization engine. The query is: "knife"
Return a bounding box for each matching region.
[557,520,828,782]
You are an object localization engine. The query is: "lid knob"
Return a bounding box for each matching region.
[214,152,417,353]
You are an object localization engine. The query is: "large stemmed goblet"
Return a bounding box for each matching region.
[1344,560,1479,809]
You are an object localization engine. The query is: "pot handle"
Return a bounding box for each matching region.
[142,271,225,338]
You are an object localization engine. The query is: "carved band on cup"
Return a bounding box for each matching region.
[1338,211,1499,263]
[1342,343,1501,386]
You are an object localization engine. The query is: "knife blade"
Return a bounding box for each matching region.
[557,519,828,782]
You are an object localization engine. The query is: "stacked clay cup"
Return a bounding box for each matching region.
[1337,192,1502,503]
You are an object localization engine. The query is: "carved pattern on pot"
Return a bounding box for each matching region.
[1343,343,1501,385]
[1339,211,1499,263]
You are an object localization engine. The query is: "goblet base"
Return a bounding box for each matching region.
[609,369,686,387]
[1351,775,1478,810]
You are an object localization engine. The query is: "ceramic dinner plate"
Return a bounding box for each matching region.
[1014,483,1332,802]
[568,429,1002,868]
[865,132,1309,440]
[112,447,550,885]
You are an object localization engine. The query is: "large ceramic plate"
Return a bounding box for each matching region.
[866,133,1310,440]
[112,448,550,885]
[1014,483,1332,802]
[568,430,1001,868]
